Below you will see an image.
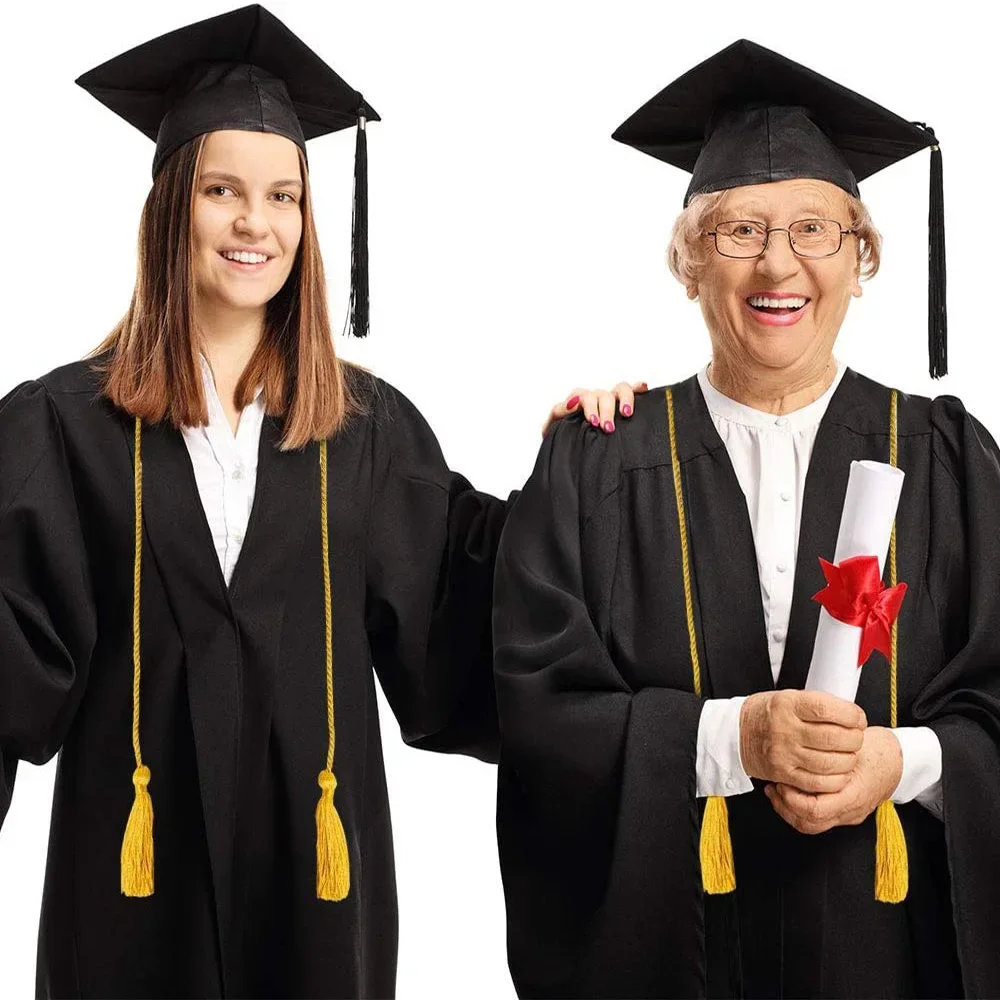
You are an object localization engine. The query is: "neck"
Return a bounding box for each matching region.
[194,299,265,391]
[707,354,838,415]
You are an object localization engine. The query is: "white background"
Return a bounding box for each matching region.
[1,1,996,997]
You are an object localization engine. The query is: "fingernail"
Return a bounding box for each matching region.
[603,420,615,433]
[621,404,633,417]
[566,395,580,409]
[589,414,599,426]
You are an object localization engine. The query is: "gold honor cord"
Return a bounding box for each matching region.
[315,438,350,900]
[875,390,908,902]
[121,416,154,897]
[666,388,735,894]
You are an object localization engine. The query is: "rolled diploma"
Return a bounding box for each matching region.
[804,460,905,703]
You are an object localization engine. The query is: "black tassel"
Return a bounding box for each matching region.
[349,110,369,338]
[921,125,947,378]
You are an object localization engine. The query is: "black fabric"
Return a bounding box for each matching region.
[0,357,505,999]
[494,367,1000,998]
[611,39,937,203]
[74,4,379,178]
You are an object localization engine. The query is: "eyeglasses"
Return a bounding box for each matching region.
[705,219,857,259]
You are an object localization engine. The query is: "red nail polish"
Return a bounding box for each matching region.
[603,420,615,433]
[566,394,580,409]
[589,414,599,426]
[622,404,633,417]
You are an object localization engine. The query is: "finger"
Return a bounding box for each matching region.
[793,747,858,776]
[786,766,851,794]
[631,381,650,395]
[578,390,601,430]
[765,784,828,835]
[800,722,865,754]
[611,381,635,418]
[775,782,852,827]
[796,691,867,729]
[594,391,616,433]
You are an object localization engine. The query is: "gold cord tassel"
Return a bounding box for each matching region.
[316,769,350,900]
[875,389,909,902]
[122,416,154,897]
[315,439,350,900]
[874,799,909,902]
[666,388,736,893]
[700,795,737,894]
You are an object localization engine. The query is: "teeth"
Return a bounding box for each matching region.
[222,250,268,264]
[748,295,807,309]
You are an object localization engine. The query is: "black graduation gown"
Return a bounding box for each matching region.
[493,367,1000,999]
[0,356,505,999]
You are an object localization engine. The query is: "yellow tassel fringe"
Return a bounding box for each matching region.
[874,799,908,903]
[121,764,154,897]
[700,794,736,895]
[316,769,350,901]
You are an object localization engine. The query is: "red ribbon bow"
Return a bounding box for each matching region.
[811,554,908,667]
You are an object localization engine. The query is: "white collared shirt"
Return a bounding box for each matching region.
[693,360,944,818]
[180,354,266,586]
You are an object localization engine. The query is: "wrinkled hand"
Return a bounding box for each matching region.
[765,726,903,835]
[542,381,649,438]
[739,689,867,793]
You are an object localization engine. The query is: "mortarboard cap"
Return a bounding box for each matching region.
[613,40,946,378]
[75,4,377,336]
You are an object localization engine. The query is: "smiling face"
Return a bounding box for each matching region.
[190,129,304,319]
[692,178,862,377]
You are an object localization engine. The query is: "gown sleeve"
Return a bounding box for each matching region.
[364,380,509,764]
[492,416,707,998]
[911,394,1000,996]
[0,380,98,830]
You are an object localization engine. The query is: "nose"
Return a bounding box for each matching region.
[755,229,801,283]
[234,198,270,240]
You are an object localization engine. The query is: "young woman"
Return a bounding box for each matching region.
[0,6,639,997]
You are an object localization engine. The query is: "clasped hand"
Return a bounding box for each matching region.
[739,690,903,835]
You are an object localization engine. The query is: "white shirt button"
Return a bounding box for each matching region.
[776,562,788,573]
[772,630,785,642]
[725,778,738,791]
[233,531,244,545]
[774,416,788,427]
[780,490,791,502]
[232,464,245,481]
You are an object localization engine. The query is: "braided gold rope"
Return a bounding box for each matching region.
[888,390,899,728]
[132,416,144,767]
[666,389,702,697]
[320,439,335,771]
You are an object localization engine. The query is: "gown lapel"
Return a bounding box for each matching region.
[122,408,319,985]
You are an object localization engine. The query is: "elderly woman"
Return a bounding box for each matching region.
[493,40,1000,999]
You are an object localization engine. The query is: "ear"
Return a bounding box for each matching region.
[851,270,863,298]
[686,283,700,301]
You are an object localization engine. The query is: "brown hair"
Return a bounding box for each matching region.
[667,188,882,294]
[88,132,362,451]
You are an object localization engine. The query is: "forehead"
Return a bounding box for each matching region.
[717,178,848,218]
[200,129,302,178]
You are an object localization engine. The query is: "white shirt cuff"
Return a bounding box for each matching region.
[696,696,754,798]
[890,726,944,821]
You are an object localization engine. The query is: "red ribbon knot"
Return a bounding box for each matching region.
[811,554,907,667]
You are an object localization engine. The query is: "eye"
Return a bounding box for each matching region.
[272,191,297,204]
[207,185,233,197]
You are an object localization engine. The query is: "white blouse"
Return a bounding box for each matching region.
[693,360,944,819]
[180,354,266,586]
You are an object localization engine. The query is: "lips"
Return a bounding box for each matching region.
[744,293,811,327]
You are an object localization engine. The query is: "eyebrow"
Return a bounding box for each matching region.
[723,204,834,219]
[200,170,303,190]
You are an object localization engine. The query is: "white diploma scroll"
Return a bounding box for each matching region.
[804,460,905,703]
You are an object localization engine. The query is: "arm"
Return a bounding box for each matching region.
[0,381,97,829]
[493,416,706,998]
[365,381,508,763]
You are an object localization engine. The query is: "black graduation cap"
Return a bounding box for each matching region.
[75,4,378,336]
[613,39,947,378]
